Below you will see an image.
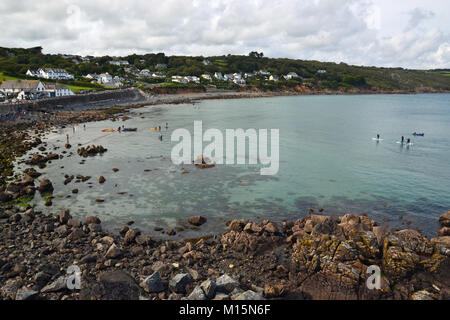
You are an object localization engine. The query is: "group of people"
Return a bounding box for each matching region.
[376,134,412,145]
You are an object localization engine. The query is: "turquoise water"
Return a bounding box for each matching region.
[19,94,450,238]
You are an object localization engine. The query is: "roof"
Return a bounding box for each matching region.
[0,80,42,90]
[41,68,70,73]
[44,83,71,90]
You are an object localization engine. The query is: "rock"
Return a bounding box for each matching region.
[373,226,391,246]
[188,216,207,226]
[136,234,152,246]
[264,222,279,234]
[80,254,98,264]
[124,229,141,244]
[439,211,450,227]
[216,274,239,294]
[55,225,69,236]
[81,271,140,300]
[100,236,115,245]
[41,276,68,293]
[112,168,119,172]
[68,228,86,241]
[187,286,206,300]
[58,209,71,224]
[119,226,129,236]
[85,216,101,225]
[264,284,285,298]
[106,244,123,259]
[438,227,450,237]
[140,272,164,293]
[166,228,176,236]
[67,218,82,228]
[234,290,265,300]
[15,289,38,300]
[0,192,13,203]
[98,176,106,184]
[89,223,102,233]
[411,290,435,300]
[200,279,217,299]
[169,273,193,294]
[213,293,230,300]
[38,179,53,193]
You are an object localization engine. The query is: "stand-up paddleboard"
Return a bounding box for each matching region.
[372,138,384,141]
[396,141,414,146]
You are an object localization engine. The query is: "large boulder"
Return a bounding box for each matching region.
[38,179,53,193]
[439,212,450,228]
[188,216,207,226]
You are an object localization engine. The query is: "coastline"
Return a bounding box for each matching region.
[1,93,450,300]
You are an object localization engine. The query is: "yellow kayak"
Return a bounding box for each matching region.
[150,128,158,131]
[102,129,116,132]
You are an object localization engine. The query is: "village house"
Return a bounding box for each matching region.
[0,80,46,96]
[43,83,75,97]
[269,75,279,81]
[202,60,212,66]
[258,70,271,76]
[201,74,212,81]
[284,72,299,80]
[26,69,40,77]
[109,60,130,66]
[152,72,166,79]
[171,76,188,84]
[38,68,74,80]
[214,72,224,80]
[84,74,98,81]
[317,69,327,74]
[233,78,246,85]
[156,64,168,69]
[98,73,113,84]
[185,76,200,83]
[139,69,152,78]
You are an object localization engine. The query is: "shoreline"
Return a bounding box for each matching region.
[1,93,449,300]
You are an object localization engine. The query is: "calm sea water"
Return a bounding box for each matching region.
[17,94,450,238]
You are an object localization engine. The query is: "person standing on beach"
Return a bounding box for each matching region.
[66,134,70,144]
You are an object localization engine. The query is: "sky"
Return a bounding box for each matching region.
[0,0,449,69]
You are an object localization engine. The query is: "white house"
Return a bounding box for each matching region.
[109,60,129,66]
[186,76,200,83]
[201,74,212,81]
[0,80,46,95]
[233,79,246,85]
[26,69,40,77]
[38,68,74,80]
[139,69,152,78]
[269,75,279,81]
[214,72,224,80]
[317,70,327,74]
[98,73,113,84]
[156,64,168,69]
[152,72,166,79]
[44,83,75,97]
[284,72,299,80]
[172,76,188,84]
[202,60,212,66]
[258,70,271,76]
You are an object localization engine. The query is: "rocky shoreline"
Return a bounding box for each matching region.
[1,97,449,301]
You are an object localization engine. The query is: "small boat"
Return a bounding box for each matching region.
[413,133,424,136]
[123,128,137,132]
[102,129,116,132]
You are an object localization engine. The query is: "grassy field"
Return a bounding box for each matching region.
[0,72,22,83]
[1,71,103,93]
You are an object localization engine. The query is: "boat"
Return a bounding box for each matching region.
[123,128,137,132]
[413,133,424,136]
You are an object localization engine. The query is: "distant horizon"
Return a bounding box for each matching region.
[0,1,448,70]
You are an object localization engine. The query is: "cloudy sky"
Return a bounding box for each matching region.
[1,0,449,69]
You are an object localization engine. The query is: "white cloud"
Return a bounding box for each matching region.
[0,0,448,69]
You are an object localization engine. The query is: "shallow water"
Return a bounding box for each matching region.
[17,94,450,238]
